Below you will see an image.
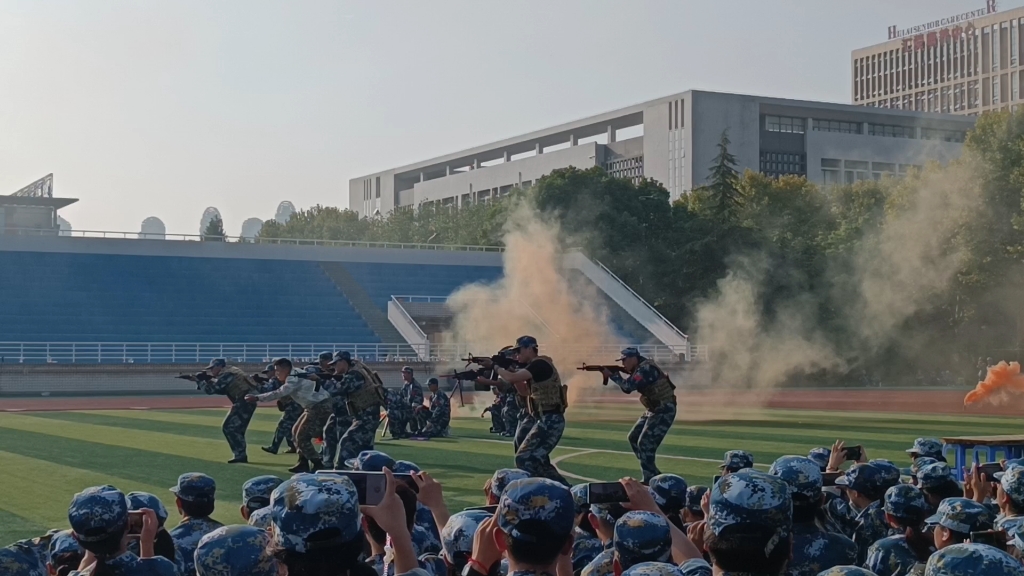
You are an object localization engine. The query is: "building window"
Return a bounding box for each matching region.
[1014,71,1020,101]
[605,155,645,185]
[920,127,966,143]
[993,24,1001,71]
[1013,20,1019,67]
[375,176,380,199]
[759,151,806,178]
[812,119,861,134]
[867,123,915,139]
[764,115,806,134]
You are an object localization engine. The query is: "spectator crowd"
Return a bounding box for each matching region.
[4,438,1024,576]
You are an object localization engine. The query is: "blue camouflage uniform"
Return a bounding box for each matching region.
[827,463,891,564]
[330,351,383,467]
[816,568,878,576]
[513,337,569,485]
[310,353,354,466]
[195,525,278,576]
[195,358,258,462]
[500,386,518,438]
[168,473,224,576]
[390,460,440,542]
[925,497,994,536]
[569,484,603,574]
[768,456,857,576]
[906,438,944,461]
[126,491,187,574]
[923,543,1024,576]
[0,544,45,576]
[993,465,1024,534]
[609,348,677,483]
[623,563,686,576]
[67,485,178,576]
[417,380,451,438]
[483,391,506,433]
[497,477,576,576]
[8,530,61,571]
[247,507,273,530]
[389,367,424,438]
[865,484,930,576]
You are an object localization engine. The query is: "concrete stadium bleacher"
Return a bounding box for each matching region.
[342,262,504,312]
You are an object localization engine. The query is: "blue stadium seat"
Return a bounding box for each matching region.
[341,262,503,311]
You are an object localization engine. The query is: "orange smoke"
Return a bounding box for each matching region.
[964,361,1024,405]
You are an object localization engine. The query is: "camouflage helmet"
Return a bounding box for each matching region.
[685,486,709,514]
[883,484,928,520]
[0,545,44,576]
[195,525,278,576]
[248,506,273,530]
[242,475,283,509]
[496,478,575,541]
[125,491,169,526]
[907,438,944,460]
[393,460,422,474]
[768,456,822,500]
[924,543,1024,576]
[440,509,491,563]
[344,450,395,472]
[270,473,362,552]
[619,562,686,576]
[816,568,879,576]
[720,450,755,472]
[170,472,217,503]
[708,469,792,546]
[925,497,994,534]
[67,485,130,543]
[489,468,530,500]
[647,474,689,514]
[917,462,956,489]
[613,511,672,568]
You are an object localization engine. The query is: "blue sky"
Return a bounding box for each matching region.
[0,0,996,235]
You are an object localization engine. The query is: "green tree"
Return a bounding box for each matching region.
[694,130,744,222]
[202,215,226,242]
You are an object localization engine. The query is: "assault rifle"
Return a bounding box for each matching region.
[175,371,213,390]
[251,373,271,384]
[577,364,628,386]
[462,353,521,370]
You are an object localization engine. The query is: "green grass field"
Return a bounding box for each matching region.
[0,404,1014,545]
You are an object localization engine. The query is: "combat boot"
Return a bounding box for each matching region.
[288,456,310,474]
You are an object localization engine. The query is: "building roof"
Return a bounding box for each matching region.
[0,195,79,209]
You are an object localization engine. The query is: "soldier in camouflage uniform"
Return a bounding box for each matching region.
[414,378,451,438]
[993,464,1024,534]
[492,478,576,576]
[905,438,945,462]
[268,474,363,571]
[865,484,932,576]
[6,529,62,573]
[647,474,688,529]
[500,386,519,438]
[828,463,892,564]
[924,543,1024,576]
[481,387,506,434]
[193,358,259,463]
[168,473,225,576]
[259,362,303,455]
[66,485,178,576]
[767,456,857,576]
[308,351,352,466]
[126,491,187,574]
[239,475,282,523]
[45,530,83,575]
[330,351,385,468]
[195,525,279,576]
[604,347,677,483]
[682,486,708,527]
[0,545,45,576]
[388,366,424,439]
[925,497,994,550]
[916,462,960,512]
[584,511,673,576]
[495,336,570,486]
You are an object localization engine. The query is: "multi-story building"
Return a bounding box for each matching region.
[349,90,973,214]
[852,2,1024,114]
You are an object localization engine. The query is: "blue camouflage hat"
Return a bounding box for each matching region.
[570,484,589,516]
[170,472,217,503]
[924,543,1024,576]
[613,511,672,567]
[869,459,902,490]
[994,459,1024,480]
[489,468,530,500]
[440,509,491,563]
[393,460,421,474]
[1010,522,1024,551]
[47,530,81,562]
[998,465,1024,505]
[647,474,688,513]
[618,347,641,360]
[591,501,629,525]
[243,475,283,508]
[195,525,277,576]
[344,450,395,472]
[708,469,792,544]
[916,462,956,489]
[907,438,944,459]
[835,463,883,494]
[925,498,994,534]
[68,485,130,542]
[514,335,538,350]
[816,568,878,576]
[0,545,44,576]
[573,537,605,573]
[318,351,334,362]
[720,450,755,472]
[902,456,939,478]
[270,473,362,552]
[206,358,227,370]
[685,486,709,513]
[331,351,353,365]
[883,484,927,520]
[126,491,169,526]
[768,456,822,500]
[497,478,575,542]
[247,507,273,530]
[620,561,686,576]
[808,447,831,471]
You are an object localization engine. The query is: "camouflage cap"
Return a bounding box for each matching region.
[998,466,1024,505]
[619,561,686,576]
[393,460,421,474]
[994,459,1024,480]
[924,543,1024,576]
[883,484,928,520]
[0,545,44,576]
[573,537,605,573]
[902,456,939,478]
[489,468,530,500]
[247,507,273,530]
[613,511,672,567]
[440,509,491,563]
[170,472,217,503]
[768,456,822,500]
[496,478,575,542]
[195,525,278,576]
[570,484,589,516]
[343,450,395,472]
[270,474,361,552]
[685,486,709,513]
[925,497,994,534]
[318,351,334,362]
[708,469,792,544]
[816,568,879,576]
[916,462,956,489]
[68,485,130,543]
[720,450,755,472]
[833,463,882,494]
[262,363,275,374]
[618,347,641,360]
[647,474,688,514]
[869,459,902,491]
[907,438,944,459]
[206,358,227,369]
[242,475,283,509]
[590,501,630,525]
[46,530,81,562]
[126,491,169,526]
[807,447,832,471]
[330,351,353,365]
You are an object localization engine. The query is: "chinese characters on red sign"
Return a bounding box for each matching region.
[901,22,976,53]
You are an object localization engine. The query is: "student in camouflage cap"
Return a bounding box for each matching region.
[808,447,832,472]
[195,525,279,576]
[168,473,223,576]
[647,474,688,529]
[393,460,421,474]
[925,497,994,550]
[240,475,282,523]
[126,491,185,573]
[865,484,932,576]
[828,463,890,564]
[344,449,396,471]
[768,456,857,576]
[584,500,630,575]
[703,469,793,576]
[46,530,83,575]
[439,509,492,573]
[924,543,1024,576]
[869,460,902,494]
[612,511,672,574]
[906,438,945,462]
[621,563,686,576]
[67,485,178,576]
[993,465,1024,534]
[902,457,938,485]
[247,507,273,530]
[570,484,603,574]
[0,545,45,576]
[916,463,961,513]
[485,469,531,504]
[815,568,878,576]
[719,450,755,474]
[682,486,708,527]
[483,478,576,576]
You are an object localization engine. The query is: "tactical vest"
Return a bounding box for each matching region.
[223,366,257,402]
[346,360,385,413]
[528,356,568,415]
[637,359,676,411]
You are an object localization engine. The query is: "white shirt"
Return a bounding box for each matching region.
[256,373,330,408]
